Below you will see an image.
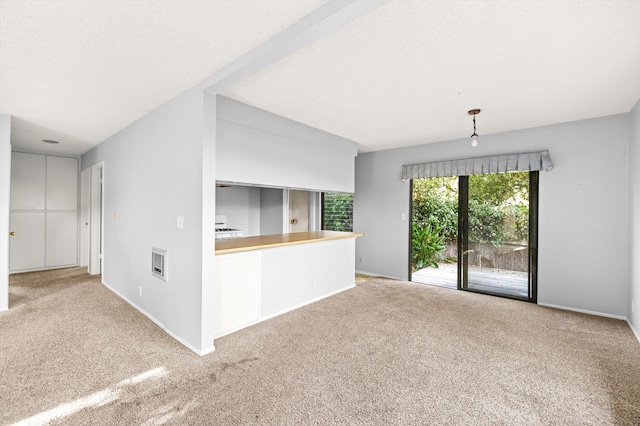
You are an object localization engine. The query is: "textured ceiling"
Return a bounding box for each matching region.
[223,0,640,152]
[1,1,639,156]
[0,0,326,155]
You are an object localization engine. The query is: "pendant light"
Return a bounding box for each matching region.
[468,109,481,147]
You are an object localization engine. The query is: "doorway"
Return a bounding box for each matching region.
[411,171,538,302]
[288,190,309,232]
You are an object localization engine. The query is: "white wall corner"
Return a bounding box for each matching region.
[537,302,627,321]
[102,280,214,356]
[0,114,12,312]
[628,98,640,334]
[627,319,640,345]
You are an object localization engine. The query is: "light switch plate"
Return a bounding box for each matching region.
[177,216,184,229]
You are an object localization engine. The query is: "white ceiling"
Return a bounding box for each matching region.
[0,0,326,155]
[2,0,639,156]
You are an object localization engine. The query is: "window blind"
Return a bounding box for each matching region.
[401,150,553,181]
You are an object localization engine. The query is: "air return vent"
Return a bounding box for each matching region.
[151,248,167,282]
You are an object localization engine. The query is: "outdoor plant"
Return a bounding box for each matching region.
[468,200,506,246]
[322,192,353,231]
[412,177,458,241]
[412,223,446,270]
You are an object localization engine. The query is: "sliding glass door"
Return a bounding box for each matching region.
[411,171,538,302]
[410,177,459,290]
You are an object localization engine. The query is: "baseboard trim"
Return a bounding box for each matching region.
[0,306,8,312]
[213,285,356,340]
[628,319,640,344]
[261,284,355,323]
[214,318,262,340]
[355,270,403,281]
[9,263,81,275]
[538,302,627,320]
[101,281,215,357]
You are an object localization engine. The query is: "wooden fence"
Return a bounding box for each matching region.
[442,241,528,272]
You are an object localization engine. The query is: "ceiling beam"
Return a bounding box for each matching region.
[200,0,389,94]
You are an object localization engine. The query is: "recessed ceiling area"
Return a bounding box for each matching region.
[1,1,639,156]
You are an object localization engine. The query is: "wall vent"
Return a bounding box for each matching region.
[151,248,167,282]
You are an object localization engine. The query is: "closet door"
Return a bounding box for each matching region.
[10,152,45,210]
[9,213,45,271]
[46,156,78,210]
[9,153,46,271]
[46,213,78,267]
[45,156,79,267]
[9,152,79,272]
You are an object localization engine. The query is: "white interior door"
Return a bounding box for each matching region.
[9,213,45,271]
[46,212,78,267]
[10,152,45,210]
[46,156,78,210]
[9,152,80,273]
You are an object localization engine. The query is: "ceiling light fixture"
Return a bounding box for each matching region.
[42,139,59,144]
[468,109,481,147]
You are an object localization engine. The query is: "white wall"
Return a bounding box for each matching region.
[216,185,261,236]
[216,96,357,193]
[355,114,630,318]
[260,188,284,235]
[81,87,216,354]
[261,238,356,318]
[0,114,11,311]
[629,99,640,336]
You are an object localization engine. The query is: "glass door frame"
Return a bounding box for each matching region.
[410,171,538,303]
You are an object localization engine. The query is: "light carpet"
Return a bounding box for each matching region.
[1,267,639,425]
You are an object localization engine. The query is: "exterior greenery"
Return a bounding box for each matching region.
[322,192,353,232]
[412,173,529,271]
[411,223,446,269]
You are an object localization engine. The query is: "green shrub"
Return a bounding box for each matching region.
[412,173,530,250]
[412,223,446,270]
[468,200,506,246]
[322,192,353,231]
[412,177,458,241]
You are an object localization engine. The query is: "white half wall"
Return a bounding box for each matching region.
[629,99,640,334]
[81,87,216,354]
[260,238,356,318]
[216,96,357,193]
[355,114,630,318]
[0,114,11,311]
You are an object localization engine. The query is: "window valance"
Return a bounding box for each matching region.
[401,150,553,181]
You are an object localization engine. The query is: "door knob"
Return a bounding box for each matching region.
[290,219,298,225]
[10,231,15,236]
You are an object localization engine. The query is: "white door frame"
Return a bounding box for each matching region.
[79,168,90,268]
[283,189,321,233]
[282,189,290,232]
[309,191,320,231]
[88,162,104,275]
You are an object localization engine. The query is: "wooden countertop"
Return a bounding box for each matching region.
[215,231,364,255]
